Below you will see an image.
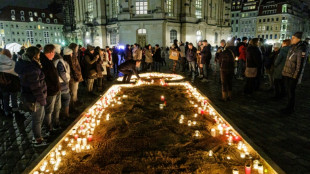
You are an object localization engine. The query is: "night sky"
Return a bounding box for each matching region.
[0,0,54,9]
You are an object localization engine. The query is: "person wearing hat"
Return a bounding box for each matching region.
[264,42,281,90]
[54,47,72,118]
[281,32,308,114]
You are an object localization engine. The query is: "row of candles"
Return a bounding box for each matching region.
[117,72,184,82]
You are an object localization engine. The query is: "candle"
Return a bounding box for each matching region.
[193,114,198,118]
[74,134,78,139]
[233,169,239,174]
[240,153,245,158]
[253,160,259,169]
[180,115,184,119]
[76,144,81,153]
[82,138,87,146]
[65,137,69,142]
[187,120,192,126]
[50,158,56,164]
[195,130,200,137]
[161,95,165,101]
[193,121,197,125]
[61,151,66,156]
[97,120,100,125]
[40,165,46,172]
[194,104,198,108]
[211,128,216,137]
[88,134,93,141]
[90,128,95,134]
[86,145,90,150]
[208,150,213,157]
[77,138,82,144]
[227,156,231,160]
[245,164,251,174]
[237,141,243,150]
[258,164,263,174]
[50,152,55,158]
[106,114,110,121]
[179,118,184,124]
[159,104,164,110]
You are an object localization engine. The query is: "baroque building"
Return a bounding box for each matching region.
[74,0,232,47]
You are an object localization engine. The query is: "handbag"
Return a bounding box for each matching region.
[245,57,257,78]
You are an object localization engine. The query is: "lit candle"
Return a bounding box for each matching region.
[82,138,87,146]
[50,152,55,158]
[211,128,216,137]
[77,138,82,144]
[74,134,78,139]
[187,120,192,126]
[161,95,165,101]
[258,164,263,174]
[159,104,164,110]
[61,151,66,156]
[195,130,200,137]
[232,169,239,174]
[90,128,95,134]
[65,137,69,142]
[253,160,259,169]
[86,145,90,150]
[226,156,231,160]
[97,120,100,125]
[193,121,197,125]
[208,150,213,157]
[245,164,251,174]
[240,153,245,159]
[198,107,202,114]
[76,144,81,153]
[238,141,243,150]
[180,115,184,119]
[179,118,184,124]
[88,134,93,141]
[194,114,198,118]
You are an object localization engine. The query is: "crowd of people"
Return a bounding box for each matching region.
[0,31,308,146]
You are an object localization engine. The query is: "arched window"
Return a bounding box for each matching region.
[137,29,146,34]
[195,0,202,19]
[170,30,177,43]
[196,30,202,43]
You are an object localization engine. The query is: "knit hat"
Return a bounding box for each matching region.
[273,42,281,48]
[53,44,61,54]
[63,47,73,56]
[293,32,303,39]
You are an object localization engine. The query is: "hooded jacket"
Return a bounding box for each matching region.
[15,54,47,106]
[53,54,70,93]
[40,53,60,96]
[0,54,20,92]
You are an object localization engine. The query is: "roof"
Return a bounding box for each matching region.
[0,6,63,24]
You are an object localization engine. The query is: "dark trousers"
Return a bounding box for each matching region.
[180,57,187,72]
[120,70,133,82]
[154,62,161,72]
[284,76,298,111]
[112,59,119,74]
[244,77,256,94]
[221,71,233,92]
[274,78,285,98]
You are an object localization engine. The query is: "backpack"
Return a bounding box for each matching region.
[0,72,12,86]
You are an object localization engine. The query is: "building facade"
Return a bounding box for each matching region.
[239,0,260,39]
[0,6,64,47]
[231,0,242,38]
[74,0,232,48]
[256,0,310,44]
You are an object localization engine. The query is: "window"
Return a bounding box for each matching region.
[167,0,174,17]
[30,17,33,21]
[50,14,53,18]
[20,11,24,15]
[266,26,269,31]
[42,13,45,17]
[0,23,3,29]
[136,0,148,15]
[137,29,146,34]
[282,4,287,13]
[232,14,234,17]
[266,35,268,39]
[258,35,260,38]
[88,0,93,12]
[231,20,234,24]
[34,12,37,16]
[259,19,261,23]
[44,31,50,44]
[196,30,202,43]
[11,15,15,20]
[44,38,50,44]
[270,34,272,39]
[26,30,34,44]
[276,18,279,21]
[275,34,277,39]
[21,16,25,21]
[111,0,119,18]
[11,10,15,15]
[38,18,42,22]
[38,25,41,30]
[263,19,265,22]
[29,12,32,16]
[236,27,238,32]
[16,24,19,28]
[46,18,50,23]
[110,31,117,45]
[236,20,238,24]
[54,19,58,23]
[195,0,202,19]
[170,30,177,43]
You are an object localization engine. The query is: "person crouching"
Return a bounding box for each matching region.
[118,59,141,83]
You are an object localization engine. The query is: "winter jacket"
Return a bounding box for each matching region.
[265,50,279,70]
[95,54,104,78]
[201,45,212,64]
[15,54,47,106]
[53,54,70,93]
[282,41,308,79]
[274,46,290,79]
[40,54,60,96]
[85,50,98,79]
[246,45,262,68]
[186,47,197,62]
[153,48,162,62]
[144,49,153,63]
[179,45,186,57]
[238,43,247,61]
[68,52,83,82]
[124,48,132,61]
[118,59,140,78]
[0,54,20,92]
[219,46,235,73]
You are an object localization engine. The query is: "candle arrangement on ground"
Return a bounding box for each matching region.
[116,72,184,82]
[29,73,278,174]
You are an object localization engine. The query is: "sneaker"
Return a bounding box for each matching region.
[43,131,51,138]
[32,138,48,147]
[201,78,209,83]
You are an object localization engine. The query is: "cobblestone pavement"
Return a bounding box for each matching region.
[0,59,309,174]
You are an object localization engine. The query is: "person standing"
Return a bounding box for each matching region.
[265,43,281,90]
[201,40,213,82]
[273,39,291,99]
[186,43,197,82]
[54,47,72,118]
[218,40,235,101]
[179,42,186,72]
[124,44,132,61]
[144,44,153,71]
[105,46,113,80]
[94,47,104,92]
[41,44,61,134]
[0,49,20,117]
[112,46,119,75]
[85,45,99,94]
[244,38,262,95]
[281,32,308,114]
[15,46,47,146]
[68,43,83,110]
[169,44,180,74]
[237,37,248,80]
[153,44,162,72]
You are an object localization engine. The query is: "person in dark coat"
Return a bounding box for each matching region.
[218,40,235,101]
[244,38,262,95]
[41,44,61,134]
[112,46,119,75]
[200,40,212,82]
[281,32,308,114]
[124,44,132,61]
[153,45,162,72]
[85,45,99,93]
[186,43,197,82]
[273,40,291,99]
[265,43,281,90]
[15,46,48,146]
[118,59,141,83]
[0,49,20,117]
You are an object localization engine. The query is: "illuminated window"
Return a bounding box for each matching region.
[11,16,15,20]
[195,0,202,19]
[138,29,146,34]
[196,30,202,43]
[110,31,117,45]
[112,0,119,18]
[88,0,93,12]
[167,0,174,17]
[34,12,37,16]
[50,14,53,18]
[170,30,177,43]
[136,0,148,15]
[282,4,287,13]
[30,17,33,21]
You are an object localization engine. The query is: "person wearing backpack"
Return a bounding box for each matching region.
[0,49,21,117]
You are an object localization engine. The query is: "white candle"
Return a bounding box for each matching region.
[226,156,231,160]
[208,150,213,157]
[180,115,184,119]
[258,164,263,174]
[97,120,100,125]
[240,153,245,158]
[90,128,95,134]
[77,138,81,144]
[82,138,87,146]
[106,114,110,121]
[179,118,184,124]
[50,152,55,158]
[65,137,69,142]
[193,114,198,118]
[195,130,200,137]
[193,121,197,125]
[253,160,259,169]
[187,120,192,126]
[159,104,164,110]
[86,145,90,150]
[237,141,243,150]
[61,151,66,156]
[198,107,202,114]
[211,128,216,137]
[76,144,81,153]
[232,169,239,174]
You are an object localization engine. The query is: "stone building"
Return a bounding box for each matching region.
[0,6,64,47]
[230,0,242,38]
[256,0,310,44]
[74,0,232,48]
